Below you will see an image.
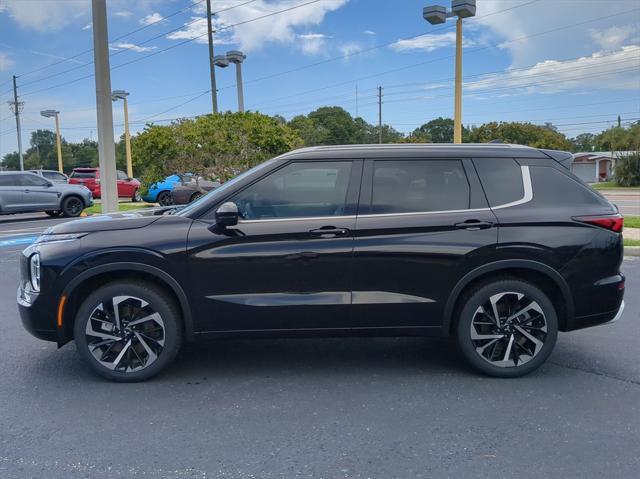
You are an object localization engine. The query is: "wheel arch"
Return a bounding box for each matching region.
[59,262,194,344]
[442,259,574,335]
[61,192,88,208]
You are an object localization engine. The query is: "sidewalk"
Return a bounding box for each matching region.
[626,227,640,241]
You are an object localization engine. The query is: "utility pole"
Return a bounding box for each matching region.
[11,76,24,171]
[377,86,383,144]
[206,0,219,114]
[91,0,118,213]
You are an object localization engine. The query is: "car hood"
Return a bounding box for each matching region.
[49,210,163,234]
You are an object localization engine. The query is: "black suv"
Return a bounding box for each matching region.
[18,144,625,381]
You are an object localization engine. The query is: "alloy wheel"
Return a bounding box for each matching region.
[65,197,83,216]
[85,296,165,372]
[470,291,547,368]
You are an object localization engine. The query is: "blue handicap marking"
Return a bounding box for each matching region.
[0,235,38,248]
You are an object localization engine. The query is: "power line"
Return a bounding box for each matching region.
[20,0,324,97]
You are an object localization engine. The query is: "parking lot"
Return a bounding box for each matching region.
[0,214,638,478]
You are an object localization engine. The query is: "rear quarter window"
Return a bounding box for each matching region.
[529,166,611,207]
[473,158,524,207]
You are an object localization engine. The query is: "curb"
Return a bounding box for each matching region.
[625,246,640,257]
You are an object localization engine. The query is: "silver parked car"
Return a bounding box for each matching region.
[0,171,93,217]
[28,169,69,184]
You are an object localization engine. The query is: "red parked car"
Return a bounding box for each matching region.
[68,168,142,202]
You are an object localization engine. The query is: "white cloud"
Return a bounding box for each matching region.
[0,52,14,71]
[82,22,92,31]
[465,45,640,95]
[363,30,375,35]
[590,25,636,51]
[0,0,90,31]
[390,31,474,52]
[114,11,133,18]
[109,42,157,53]
[475,0,639,67]
[338,41,362,59]
[297,33,329,55]
[139,12,164,27]
[167,0,349,51]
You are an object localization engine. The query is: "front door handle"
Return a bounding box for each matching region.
[454,220,493,231]
[309,227,349,237]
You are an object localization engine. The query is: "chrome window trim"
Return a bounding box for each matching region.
[234,166,532,223]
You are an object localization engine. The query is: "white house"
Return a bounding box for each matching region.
[570,151,634,183]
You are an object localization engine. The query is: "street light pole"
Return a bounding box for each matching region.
[227,51,246,113]
[92,0,118,213]
[40,109,63,172]
[206,0,219,114]
[423,0,476,144]
[112,90,133,179]
[454,17,462,144]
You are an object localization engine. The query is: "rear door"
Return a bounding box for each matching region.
[351,158,498,332]
[0,174,25,212]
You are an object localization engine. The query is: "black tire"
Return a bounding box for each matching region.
[190,192,203,203]
[157,190,173,207]
[61,195,84,217]
[132,189,142,203]
[74,281,183,382]
[456,279,558,378]
[45,210,62,217]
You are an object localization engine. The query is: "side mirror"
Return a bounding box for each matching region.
[45,182,53,188]
[215,202,239,227]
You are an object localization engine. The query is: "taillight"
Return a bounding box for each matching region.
[573,214,624,233]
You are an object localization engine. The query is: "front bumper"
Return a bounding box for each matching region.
[18,285,58,342]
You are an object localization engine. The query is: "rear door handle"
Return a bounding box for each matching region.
[309,227,350,237]
[454,220,493,231]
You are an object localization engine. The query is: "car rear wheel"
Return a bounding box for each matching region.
[157,190,174,206]
[190,192,203,203]
[61,195,84,217]
[456,279,558,378]
[45,210,62,217]
[74,282,182,382]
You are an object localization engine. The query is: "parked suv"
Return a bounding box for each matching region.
[18,144,625,381]
[28,169,69,184]
[0,171,93,217]
[68,168,141,201]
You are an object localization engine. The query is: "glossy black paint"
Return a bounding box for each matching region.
[18,144,625,346]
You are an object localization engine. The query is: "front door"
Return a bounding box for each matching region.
[352,158,498,332]
[116,170,133,198]
[20,174,59,210]
[187,159,362,333]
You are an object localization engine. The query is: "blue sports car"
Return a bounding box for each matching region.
[142,174,190,205]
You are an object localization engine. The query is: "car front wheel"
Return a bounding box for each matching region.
[132,189,142,202]
[61,196,84,217]
[456,279,558,378]
[74,282,183,382]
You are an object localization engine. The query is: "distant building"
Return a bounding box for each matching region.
[571,151,634,183]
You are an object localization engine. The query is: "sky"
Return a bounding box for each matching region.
[0,0,639,158]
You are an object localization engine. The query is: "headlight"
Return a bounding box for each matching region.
[34,233,87,245]
[29,253,40,292]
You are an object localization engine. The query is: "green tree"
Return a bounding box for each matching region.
[0,152,21,170]
[570,133,596,152]
[69,139,98,168]
[132,112,302,188]
[467,121,571,149]
[411,117,470,143]
[614,153,640,186]
[306,106,358,144]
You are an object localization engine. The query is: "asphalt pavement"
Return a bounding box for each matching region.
[0,214,638,478]
[601,190,640,216]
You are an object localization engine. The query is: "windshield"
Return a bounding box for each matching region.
[176,158,279,217]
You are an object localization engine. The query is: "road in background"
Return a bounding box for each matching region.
[0,233,638,477]
[601,190,640,216]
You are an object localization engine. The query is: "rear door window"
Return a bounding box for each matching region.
[473,158,524,207]
[370,159,470,214]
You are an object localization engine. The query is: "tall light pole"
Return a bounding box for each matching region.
[227,51,246,113]
[40,110,63,173]
[206,0,219,114]
[423,0,476,143]
[91,0,118,213]
[112,90,133,179]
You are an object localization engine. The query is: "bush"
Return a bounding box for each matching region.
[614,153,640,187]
